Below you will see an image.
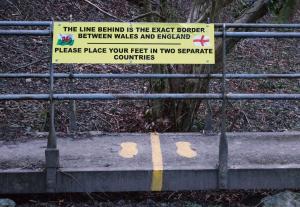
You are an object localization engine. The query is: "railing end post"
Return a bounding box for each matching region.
[45,148,60,193]
[218,131,228,189]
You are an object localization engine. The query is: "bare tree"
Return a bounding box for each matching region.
[147,0,284,131]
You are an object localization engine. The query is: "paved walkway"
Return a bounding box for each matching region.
[1,131,300,171]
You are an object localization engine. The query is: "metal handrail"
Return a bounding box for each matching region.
[1,73,300,79]
[0,93,299,101]
[1,21,300,191]
[1,21,300,28]
[2,29,300,38]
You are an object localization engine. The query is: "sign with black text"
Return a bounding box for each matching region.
[52,22,215,64]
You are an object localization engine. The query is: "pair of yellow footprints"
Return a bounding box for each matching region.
[119,141,197,159]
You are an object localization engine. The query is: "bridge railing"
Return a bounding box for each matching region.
[0,21,299,191]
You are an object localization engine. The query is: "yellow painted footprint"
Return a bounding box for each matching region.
[176,141,197,158]
[119,142,138,158]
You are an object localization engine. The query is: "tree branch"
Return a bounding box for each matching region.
[213,0,270,71]
[195,5,212,23]
[129,11,165,22]
[82,0,125,22]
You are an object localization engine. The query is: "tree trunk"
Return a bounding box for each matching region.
[149,0,271,131]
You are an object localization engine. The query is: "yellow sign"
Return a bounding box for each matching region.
[52,22,215,64]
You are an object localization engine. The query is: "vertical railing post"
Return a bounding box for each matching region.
[204,18,213,135]
[45,20,59,193]
[68,15,77,133]
[218,23,229,189]
[68,72,77,133]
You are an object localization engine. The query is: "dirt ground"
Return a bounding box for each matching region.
[3,191,276,207]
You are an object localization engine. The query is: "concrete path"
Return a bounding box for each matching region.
[1,131,299,171]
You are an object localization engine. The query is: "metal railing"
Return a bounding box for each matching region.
[0,21,300,191]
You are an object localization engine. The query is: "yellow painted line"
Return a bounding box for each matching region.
[119,142,138,158]
[150,133,163,191]
[176,141,197,158]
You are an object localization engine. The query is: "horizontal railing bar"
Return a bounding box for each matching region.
[1,30,300,38]
[215,31,300,38]
[0,21,51,26]
[0,93,299,101]
[0,94,49,100]
[215,23,300,28]
[1,21,300,29]
[0,29,51,36]
[1,73,300,79]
